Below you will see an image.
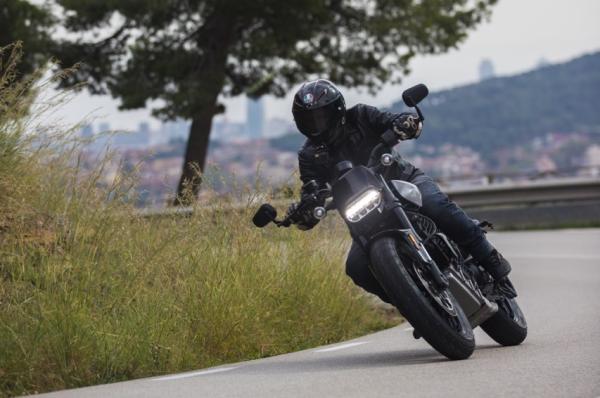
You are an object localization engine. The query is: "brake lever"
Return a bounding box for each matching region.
[275,195,314,227]
[275,219,292,228]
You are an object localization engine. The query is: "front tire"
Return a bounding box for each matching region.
[370,237,475,360]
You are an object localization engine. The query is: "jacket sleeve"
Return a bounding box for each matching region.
[295,142,325,231]
[355,104,399,136]
[298,142,327,185]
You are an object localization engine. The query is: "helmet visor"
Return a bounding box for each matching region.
[293,102,338,138]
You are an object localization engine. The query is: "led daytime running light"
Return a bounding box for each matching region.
[345,189,382,222]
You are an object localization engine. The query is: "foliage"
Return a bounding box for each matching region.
[0,42,47,215]
[0,45,399,397]
[55,0,497,117]
[0,2,55,78]
[390,51,600,156]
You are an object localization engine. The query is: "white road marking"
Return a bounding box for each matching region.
[152,366,239,381]
[314,342,368,353]
[403,327,414,332]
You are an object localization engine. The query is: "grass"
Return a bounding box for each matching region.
[0,43,400,397]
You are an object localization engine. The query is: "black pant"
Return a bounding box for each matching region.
[345,170,494,304]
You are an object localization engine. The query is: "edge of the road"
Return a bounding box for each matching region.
[35,323,413,397]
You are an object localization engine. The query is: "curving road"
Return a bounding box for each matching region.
[39,229,600,398]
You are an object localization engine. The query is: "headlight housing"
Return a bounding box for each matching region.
[344,188,382,223]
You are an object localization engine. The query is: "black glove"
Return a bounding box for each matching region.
[286,202,319,230]
[392,112,422,140]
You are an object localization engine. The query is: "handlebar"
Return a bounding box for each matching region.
[281,131,399,227]
[274,185,333,227]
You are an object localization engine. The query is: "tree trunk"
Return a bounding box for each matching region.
[173,108,217,206]
[173,12,234,206]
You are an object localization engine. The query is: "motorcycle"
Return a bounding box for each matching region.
[252,84,527,360]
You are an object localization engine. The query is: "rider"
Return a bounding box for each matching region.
[287,79,512,304]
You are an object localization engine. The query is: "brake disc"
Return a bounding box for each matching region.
[412,262,458,317]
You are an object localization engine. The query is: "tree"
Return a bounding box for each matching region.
[0,1,54,77]
[54,0,497,205]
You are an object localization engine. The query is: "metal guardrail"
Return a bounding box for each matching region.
[446,177,600,209]
[437,165,600,185]
[445,177,600,229]
[138,177,600,220]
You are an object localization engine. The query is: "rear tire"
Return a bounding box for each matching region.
[481,297,527,346]
[370,237,475,360]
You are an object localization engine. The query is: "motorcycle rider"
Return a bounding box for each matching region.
[287,79,512,304]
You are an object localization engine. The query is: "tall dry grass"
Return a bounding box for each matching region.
[0,43,399,396]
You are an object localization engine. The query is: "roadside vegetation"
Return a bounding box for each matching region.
[0,44,400,397]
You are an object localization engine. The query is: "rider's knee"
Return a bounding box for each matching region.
[420,191,452,221]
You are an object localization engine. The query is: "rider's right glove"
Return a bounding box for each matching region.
[286,202,320,231]
[392,112,423,140]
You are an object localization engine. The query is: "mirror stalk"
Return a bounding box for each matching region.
[414,104,425,122]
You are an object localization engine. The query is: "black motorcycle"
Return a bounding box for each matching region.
[252,84,527,360]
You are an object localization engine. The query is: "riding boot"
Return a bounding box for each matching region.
[478,249,512,281]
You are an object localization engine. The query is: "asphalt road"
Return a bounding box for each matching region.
[38,229,600,398]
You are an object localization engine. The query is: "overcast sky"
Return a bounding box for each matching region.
[56,0,600,131]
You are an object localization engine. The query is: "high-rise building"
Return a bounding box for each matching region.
[136,122,151,146]
[246,97,264,139]
[138,122,150,136]
[479,59,495,81]
[80,124,93,138]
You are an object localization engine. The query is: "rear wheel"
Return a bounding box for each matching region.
[481,297,527,346]
[370,237,475,360]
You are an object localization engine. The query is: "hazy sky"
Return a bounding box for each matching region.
[56,0,600,131]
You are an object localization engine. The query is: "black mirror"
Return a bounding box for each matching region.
[402,84,429,107]
[252,203,277,227]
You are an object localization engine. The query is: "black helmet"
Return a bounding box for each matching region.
[292,79,346,145]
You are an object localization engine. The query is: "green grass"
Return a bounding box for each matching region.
[0,43,400,396]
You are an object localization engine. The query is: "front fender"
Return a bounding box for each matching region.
[368,229,449,289]
[367,229,424,261]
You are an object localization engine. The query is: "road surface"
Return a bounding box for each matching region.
[38,229,600,398]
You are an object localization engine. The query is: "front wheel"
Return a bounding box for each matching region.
[370,237,475,360]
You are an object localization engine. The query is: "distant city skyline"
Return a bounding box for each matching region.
[55,0,600,132]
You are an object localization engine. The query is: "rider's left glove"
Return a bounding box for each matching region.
[286,202,319,231]
[392,112,423,140]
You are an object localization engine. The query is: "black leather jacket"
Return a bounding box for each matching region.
[294,104,418,229]
[298,104,416,186]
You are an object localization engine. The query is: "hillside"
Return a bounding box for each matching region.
[269,52,600,158]
[390,52,600,155]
